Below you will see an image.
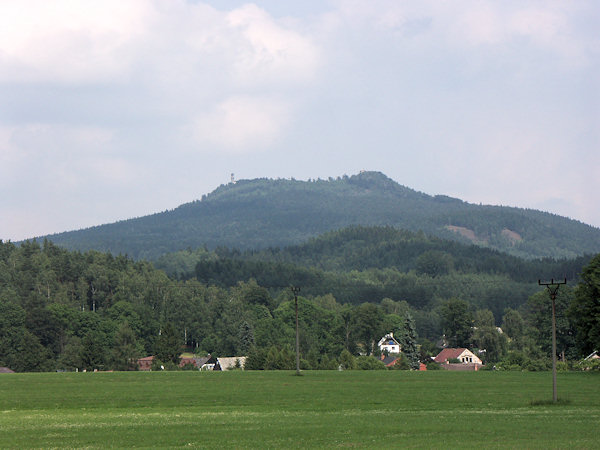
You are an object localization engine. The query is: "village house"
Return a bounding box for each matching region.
[180,354,216,370]
[137,356,154,371]
[380,355,401,368]
[377,333,401,354]
[214,357,247,371]
[137,354,216,371]
[434,348,482,370]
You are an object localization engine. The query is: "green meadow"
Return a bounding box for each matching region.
[0,371,598,448]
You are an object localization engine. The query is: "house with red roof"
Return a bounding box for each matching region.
[434,348,482,369]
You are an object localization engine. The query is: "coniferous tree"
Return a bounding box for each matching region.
[238,321,255,354]
[401,313,420,370]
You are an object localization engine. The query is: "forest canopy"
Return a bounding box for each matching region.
[0,227,597,372]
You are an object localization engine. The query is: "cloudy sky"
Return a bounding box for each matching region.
[1,0,599,242]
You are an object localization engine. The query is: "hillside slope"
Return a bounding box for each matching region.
[40,171,600,260]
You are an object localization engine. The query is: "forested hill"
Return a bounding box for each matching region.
[39,171,600,260]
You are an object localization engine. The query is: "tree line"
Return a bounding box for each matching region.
[1,238,598,372]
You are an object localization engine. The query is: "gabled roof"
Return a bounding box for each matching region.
[378,333,400,347]
[216,357,247,370]
[195,355,216,366]
[382,356,399,367]
[0,367,15,373]
[434,348,469,363]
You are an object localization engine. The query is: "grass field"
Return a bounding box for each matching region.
[0,370,598,448]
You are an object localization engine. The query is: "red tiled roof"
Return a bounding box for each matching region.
[434,348,467,363]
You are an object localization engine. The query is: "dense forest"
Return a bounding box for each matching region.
[38,172,600,260]
[1,229,599,372]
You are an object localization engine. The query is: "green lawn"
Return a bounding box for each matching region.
[0,370,598,448]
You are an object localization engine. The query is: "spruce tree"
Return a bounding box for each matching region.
[401,313,420,370]
[238,321,255,354]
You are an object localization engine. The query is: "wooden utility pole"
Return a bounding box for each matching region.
[291,286,301,375]
[538,278,567,403]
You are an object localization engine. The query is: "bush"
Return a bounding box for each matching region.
[578,359,600,371]
[425,361,442,370]
[523,358,551,372]
[339,349,356,370]
[356,356,386,370]
[390,354,410,370]
[151,359,179,371]
[180,362,197,370]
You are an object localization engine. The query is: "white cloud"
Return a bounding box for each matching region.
[189,96,291,151]
[0,0,598,241]
[0,0,150,83]
[0,1,320,85]
[226,4,321,85]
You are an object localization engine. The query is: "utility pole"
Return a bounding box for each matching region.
[291,286,301,375]
[538,278,567,403]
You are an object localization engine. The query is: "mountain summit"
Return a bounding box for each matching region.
[39,171,600,260]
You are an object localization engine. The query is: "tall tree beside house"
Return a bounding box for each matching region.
[569,253,600,356]
[400,313,420,370]
[154,322,181,366]
[472,309,506,362]
[80,330,107,371]
[110,322,141,371]
[502,308,525,349]
[441,298,473,348]
[472,326,507,364]
[525,288,576,361]
[351,303,384,355]
[238,321,255,354]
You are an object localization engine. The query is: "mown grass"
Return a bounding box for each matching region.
[0,370,598,448]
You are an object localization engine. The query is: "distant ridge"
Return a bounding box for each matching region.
[36,171,600,260]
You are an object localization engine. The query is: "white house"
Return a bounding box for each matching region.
[378,333,401,354]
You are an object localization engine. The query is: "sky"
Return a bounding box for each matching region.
[1,0,599,242]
